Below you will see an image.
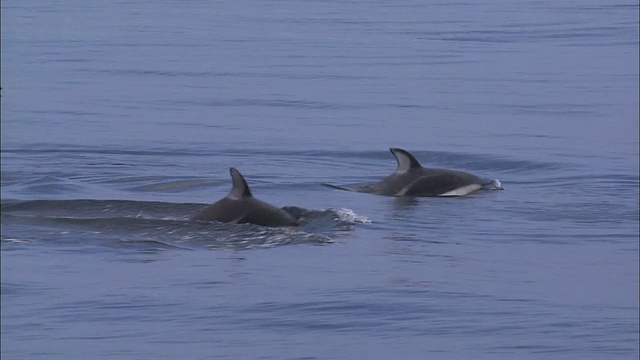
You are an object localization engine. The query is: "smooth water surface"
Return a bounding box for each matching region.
[2,1,638,359]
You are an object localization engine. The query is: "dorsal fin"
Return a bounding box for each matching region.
[228,168,253,199]
[390,148,422,173]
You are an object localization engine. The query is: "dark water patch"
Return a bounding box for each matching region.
[495,103,601,116]
[128,179,219,192]
[27,109,105,116]
[438,26,628,45]
[88,68,376,81]
[97,68,216,78]
[6,176,92,196]
[178,97,368,111]
[106,239,188,251]
[1,199,197,219]
[98,175,178,184]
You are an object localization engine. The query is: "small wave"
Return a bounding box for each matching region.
[130,179,218,192]
[0,237,33,245]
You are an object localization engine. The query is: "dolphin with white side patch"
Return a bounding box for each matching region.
[355,148,503,197]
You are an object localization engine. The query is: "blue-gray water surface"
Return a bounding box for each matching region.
[1,1,639,359]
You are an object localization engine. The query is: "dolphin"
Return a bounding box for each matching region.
[355,148,503,197]
[192,168,299,227]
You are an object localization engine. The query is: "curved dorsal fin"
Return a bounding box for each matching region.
[390,148,422,173]
[228,168,253,199]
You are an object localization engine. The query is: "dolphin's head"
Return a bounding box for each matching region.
[489,179,504,190]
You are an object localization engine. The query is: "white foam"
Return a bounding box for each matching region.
[332,208,372,224]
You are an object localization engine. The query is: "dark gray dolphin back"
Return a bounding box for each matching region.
[192,168,298,227]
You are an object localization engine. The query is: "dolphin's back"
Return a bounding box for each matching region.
[401,169,486,196]
[192,167,299,227]
[193,197,298,227]
[240,198,299,226]
[357,170,418,196]
[340,148,501,197]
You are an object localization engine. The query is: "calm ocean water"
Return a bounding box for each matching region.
[1,1,638,359]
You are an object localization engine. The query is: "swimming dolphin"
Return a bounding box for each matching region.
[193,168,299,227]
[355,148,502,197]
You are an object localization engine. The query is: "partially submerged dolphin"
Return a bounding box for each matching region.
[355,148,502,197]
[193,168,299,227]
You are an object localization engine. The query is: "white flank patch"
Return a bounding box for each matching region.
[439,184,482,197]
